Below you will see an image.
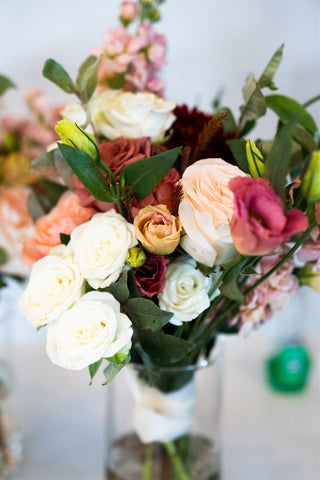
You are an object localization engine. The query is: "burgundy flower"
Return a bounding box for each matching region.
[133,254,168,297]
[229,177,309,256]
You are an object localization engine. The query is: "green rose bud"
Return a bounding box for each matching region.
[126,247,147,268]
[246,139,264,178]
[301,150,320,202]
[298,262,320,292]
[55,118,98,160]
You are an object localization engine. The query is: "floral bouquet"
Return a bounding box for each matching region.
[17,1,319,478]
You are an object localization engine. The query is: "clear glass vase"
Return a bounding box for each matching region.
[105,340,223,480]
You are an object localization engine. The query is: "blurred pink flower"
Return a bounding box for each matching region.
[229,177,309,256]
[120,1,139,24]
[22,191,95,266]
[133,254,168,297]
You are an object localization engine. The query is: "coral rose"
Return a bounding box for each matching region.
[22,191,95,266]
[179,158,247,267]
[229,177,309,256]
[134,204,181,255]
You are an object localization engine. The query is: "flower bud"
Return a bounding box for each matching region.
[301,150,320,202]
[298,262,320,292]
[246,139,264,178]
[55,119,98,161]
[126,247,147,268]
[119,1,138,25]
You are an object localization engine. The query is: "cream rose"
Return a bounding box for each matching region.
[46,291,133,370]
[19,251,83,327]
[179,158,248,267]
[88,90,176,142]
[68,210,137,289]
[158,256,214,326]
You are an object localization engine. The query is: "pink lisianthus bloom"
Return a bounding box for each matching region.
[22,191,95,266]
[130,168,180,219]
[237,255,299,335]
[229,177,309,256]
[133,254,168,297]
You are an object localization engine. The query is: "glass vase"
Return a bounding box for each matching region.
[105,340,223,480]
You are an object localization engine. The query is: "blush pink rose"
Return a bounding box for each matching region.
[22,191,95,266]
[130,168,180,219]
[229,177,309,256]
[133,254,168,297]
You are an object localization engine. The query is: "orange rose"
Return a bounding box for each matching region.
[22,191,95,266]
[134,204,182,255]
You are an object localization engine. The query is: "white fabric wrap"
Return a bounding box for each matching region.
[126,369,196,444]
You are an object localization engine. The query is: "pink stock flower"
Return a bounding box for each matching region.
[22,191,95,266]
[130,168,181,218]
[229,177,309,256]
[133,254,168,297]
[120,1,139,24]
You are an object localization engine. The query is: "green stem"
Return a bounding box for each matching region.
[303,94,320,108]
[164,441,190,480]
[143,443,154,480]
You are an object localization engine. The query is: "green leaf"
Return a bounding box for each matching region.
[27,190,51,221]
[226,139,250,173]
[40,179,67,206]
[216,107,236,134]
[125,298,172,331]
[257,44,284,90]
[138,330,195,365]
[103,363,122,385]
[127,269,140,298]
[30,150,58,177]
[42,59,76,94]
[240,86,267,124]
[120,147,182,200]
[89,359,102,385]
[0,247,8,266]
[0,74,15,96]
[0,275,7,289]
[103,272,130,303]
[220,258,247,301]
[264,113,301,199]
[239,120,256,137]
[60,233,70,246]
[293,126,317,153]
[266,95,317,135]
[76,55,102,103]
[58,143,116,203]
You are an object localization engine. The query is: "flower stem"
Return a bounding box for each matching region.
[143,443,154,480]
[164,441,191,480]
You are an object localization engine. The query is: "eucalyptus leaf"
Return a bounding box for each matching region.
[58,143,116,203]
[258,44,284,90]
[138,330,195,365]
[125,298,173,331]
[226,139,250,173]
[76,55,102,103]
[42,59,76,94]
[120,147,182,200]
[0,74,15,96]
[103,272,130,303]
[266,95,317,135]
[264,113,300,199]
[89,359,102,385]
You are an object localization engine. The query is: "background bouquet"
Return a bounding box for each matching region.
[13,1,320,478]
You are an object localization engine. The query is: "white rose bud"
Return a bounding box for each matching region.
[158,256,214,326]
[68,210,137,289]
[46,291,133,370]
[19,253,83,327]
[89,90,176,142]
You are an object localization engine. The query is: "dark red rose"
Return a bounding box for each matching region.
[134,254,168,297]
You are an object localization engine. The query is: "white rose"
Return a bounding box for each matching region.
[88,90,176,142]
[60,103,94,134]
[179,158,248,267]
[68,210,137,289]
[46,291,133,370]
[19,253,83,327]
[158,256,214,326]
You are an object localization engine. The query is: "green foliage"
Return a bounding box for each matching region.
[89,359,102,385]
[60,233,71,246]
[240,86,267,124]
[58,144,116,203]
[0,74,15,96]
[76,55,102,103]
[264,114,300,199]
[216,107,236,134]
[257,44,284,90]
[137,330,195,365]
[42,59,75,94]
[103,363,122,385]
[266,95,318,135]
[219,258,248,302]
[0,247,8,266]
[125,298,173,331]
[103,272,130,303]
[226,139,250,173]
[40,179,67,206]
[120,147,182,200]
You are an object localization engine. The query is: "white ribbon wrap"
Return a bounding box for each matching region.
[126,369,196,444]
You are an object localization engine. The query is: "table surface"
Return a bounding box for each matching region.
[1,282,320,480]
